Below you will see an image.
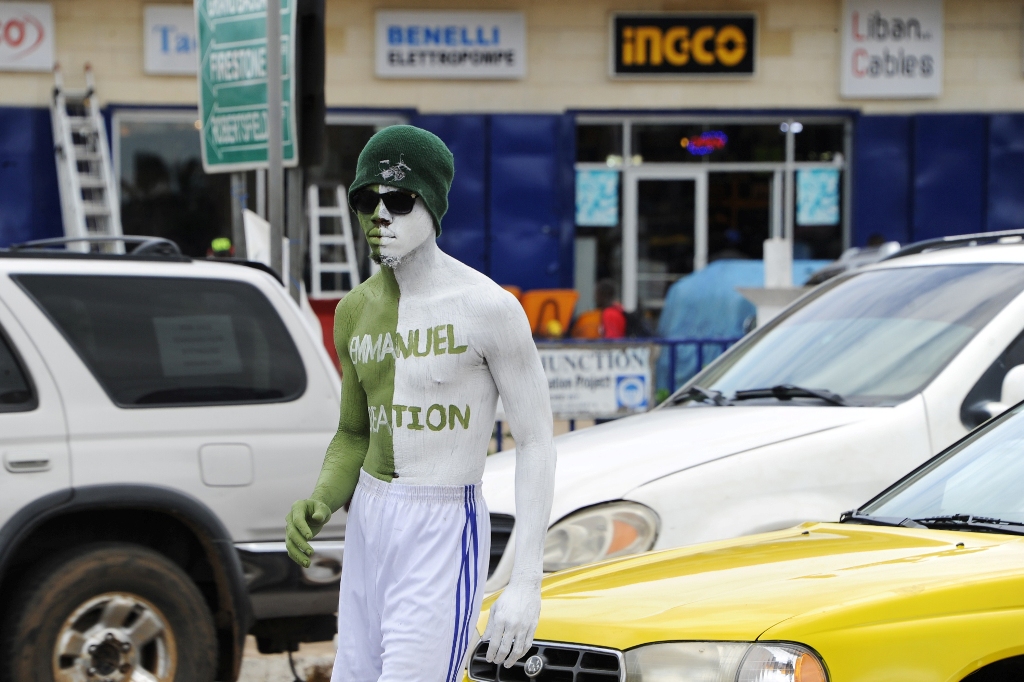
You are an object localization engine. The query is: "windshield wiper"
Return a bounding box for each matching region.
[911,514,1024,536]
[733,384,847,406]
[670,385,731,406]
[839,511,923,528]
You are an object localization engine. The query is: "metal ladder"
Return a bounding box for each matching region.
[51,64,122,251]
[308,184,372,297]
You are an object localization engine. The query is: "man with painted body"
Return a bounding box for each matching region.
[285,126,556,681]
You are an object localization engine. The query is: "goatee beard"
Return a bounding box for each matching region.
[372,252,402,268]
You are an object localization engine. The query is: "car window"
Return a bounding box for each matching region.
[15,275,306,408]
[0,325,36,413]
[680,264,1024,407]
[863,402,1024,523]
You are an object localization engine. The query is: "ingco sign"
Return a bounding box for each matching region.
[612,14,756,76]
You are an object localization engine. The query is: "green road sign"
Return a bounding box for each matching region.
[195,0,297,173]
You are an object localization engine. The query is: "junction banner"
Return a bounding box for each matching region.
[530,344,656,420]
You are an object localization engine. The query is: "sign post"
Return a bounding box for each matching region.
[194,0,298,173]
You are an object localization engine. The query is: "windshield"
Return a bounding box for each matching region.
[677,264,1024,407]
[862,403,1024,524]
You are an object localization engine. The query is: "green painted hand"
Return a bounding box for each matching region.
[285,499,333,567]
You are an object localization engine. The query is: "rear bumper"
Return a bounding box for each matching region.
[234,541,342,620]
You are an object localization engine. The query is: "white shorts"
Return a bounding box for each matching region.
[331,470,491,682]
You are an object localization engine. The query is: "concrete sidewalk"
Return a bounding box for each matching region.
[238,637,335,682]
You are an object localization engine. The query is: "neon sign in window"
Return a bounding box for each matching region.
[680,131,728,156]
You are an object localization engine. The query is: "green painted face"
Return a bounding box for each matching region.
[357,184,384,262]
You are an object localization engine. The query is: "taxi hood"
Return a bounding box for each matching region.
[483,524,1024,650]
[482,405,880,523]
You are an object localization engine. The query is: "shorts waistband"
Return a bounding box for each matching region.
[356,469,482,504]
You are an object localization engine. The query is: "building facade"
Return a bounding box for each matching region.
[1,0,1022,316]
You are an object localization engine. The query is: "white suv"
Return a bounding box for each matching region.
[0,238,342,682]
[483,231,1024,589]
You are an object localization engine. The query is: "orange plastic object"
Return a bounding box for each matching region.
[521,289,579,337]
[308,298,341,372]
[572,309,603,338]
[501,284,522,301]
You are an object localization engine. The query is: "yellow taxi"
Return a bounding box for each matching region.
[470,402,1024,682]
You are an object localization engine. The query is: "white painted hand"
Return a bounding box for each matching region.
[482,582,541,668]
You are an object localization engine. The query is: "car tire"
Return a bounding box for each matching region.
[0,542,217,682]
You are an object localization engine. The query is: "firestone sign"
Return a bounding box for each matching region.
[195,0,298,172]
[840,0,943,99]
[0,2,54,73]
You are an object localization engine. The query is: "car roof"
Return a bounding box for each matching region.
[0,252,282,289]
[865,241,1024,271]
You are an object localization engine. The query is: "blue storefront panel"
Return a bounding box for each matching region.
[852,115,912,246]
[0,107,62,248]
[411,114,489,273]
[912,114,988,240]
[488,114,575,290]
[987,114,1024,232]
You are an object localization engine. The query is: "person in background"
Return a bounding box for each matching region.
[595,279,626,339]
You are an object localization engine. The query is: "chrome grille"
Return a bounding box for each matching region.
[489,513,515,578]
[468,641,623,682]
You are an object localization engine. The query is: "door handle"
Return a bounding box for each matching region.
[3,452,51,473]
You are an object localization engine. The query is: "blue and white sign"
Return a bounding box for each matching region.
[144,5,198,75]
[576,170,620,227]
[375,10,526,80]
[615,375,649,410]
[797,168,841,226]
[536,345,653,419]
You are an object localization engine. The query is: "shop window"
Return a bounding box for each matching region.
[576,124,623,165]
[795,124,845,162]
[632,124,784,164]
[16,275,306,408]
[708,172,772,262]
[117,116,231,258]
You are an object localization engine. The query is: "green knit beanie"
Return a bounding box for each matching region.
[348,125,454,235]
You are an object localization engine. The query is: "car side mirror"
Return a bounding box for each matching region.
[964,365,1024,428]
[1001,365,1024,407]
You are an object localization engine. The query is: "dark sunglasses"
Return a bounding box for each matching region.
[350,188,418,215]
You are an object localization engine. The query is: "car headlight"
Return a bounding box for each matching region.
[543,501,659,572]
[625,642,749,681]
[624,642,827,682]
[737,644,827,682]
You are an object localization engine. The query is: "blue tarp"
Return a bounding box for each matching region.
[655,259,831,393]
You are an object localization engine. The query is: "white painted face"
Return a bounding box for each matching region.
[362,184,435,268]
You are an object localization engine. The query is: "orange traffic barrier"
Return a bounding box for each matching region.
[571,309,603,339]
[520,289,579,338]
[501,284,522,301]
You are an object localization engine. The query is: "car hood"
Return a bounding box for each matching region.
[480,523,1024,650]
[482,405,882,522]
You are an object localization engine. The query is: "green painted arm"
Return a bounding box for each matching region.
[286,299,370,567]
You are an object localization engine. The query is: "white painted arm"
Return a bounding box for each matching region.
[481,292,556,667]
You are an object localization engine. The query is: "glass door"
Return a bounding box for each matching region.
[623,168,706,322]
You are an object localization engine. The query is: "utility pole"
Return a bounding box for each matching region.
[266,0,284,277]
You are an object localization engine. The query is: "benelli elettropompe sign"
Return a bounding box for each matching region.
[612,13,756,77]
